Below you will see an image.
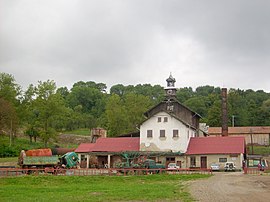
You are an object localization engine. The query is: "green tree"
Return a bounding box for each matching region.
[257,99,270,125]
[207,100,222,126]
[184,96,208,118]
[23,80,68,146]
[0,72,21,104]
[124,93,152,132]
[0,98,18,141]
[105,94,128,136]
[176,87,194,103]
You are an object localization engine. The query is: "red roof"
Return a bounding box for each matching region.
[208,126,270,135]
[75,137,140,153]
[75,143,96,153]
[186,136,245,155]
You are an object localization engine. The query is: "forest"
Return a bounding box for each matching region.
[1,72,270,147]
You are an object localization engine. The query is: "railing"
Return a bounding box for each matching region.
[244,167,270,175]
[0,167,212,177]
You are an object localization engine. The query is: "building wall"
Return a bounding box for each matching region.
[185,154,244,170]
[209,134,270,145]
[236,134,269,145]
[140,111,196,153]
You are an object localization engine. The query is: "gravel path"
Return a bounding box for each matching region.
[188,172,270,202]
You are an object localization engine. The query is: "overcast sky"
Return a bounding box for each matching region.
[1,0,270,92]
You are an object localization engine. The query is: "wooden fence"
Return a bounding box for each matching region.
[0,167,212,177]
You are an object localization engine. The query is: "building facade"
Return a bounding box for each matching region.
[140,74,201,154]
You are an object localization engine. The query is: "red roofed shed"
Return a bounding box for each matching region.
[185,137,246,170]
[75,137,140,168]
[186,136,245,155]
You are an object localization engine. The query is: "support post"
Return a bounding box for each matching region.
[107,155,111,168]
[86,155,90,168]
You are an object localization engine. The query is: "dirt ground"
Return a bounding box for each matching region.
[188,172,270,202]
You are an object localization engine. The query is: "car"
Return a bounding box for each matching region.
[224,162,236,171]
[210,163,220,171]
[167,163,180,170]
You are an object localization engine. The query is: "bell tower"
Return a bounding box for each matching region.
[165,73,177,97]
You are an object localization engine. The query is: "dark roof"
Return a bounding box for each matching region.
[140,109,197,130]
[208,126,270,135]
[118,131,140,137]
[186,136,245,155]
[144,97,201,118]
[75,137,140,153]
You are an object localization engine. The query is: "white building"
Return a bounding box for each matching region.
[140,74,201,154]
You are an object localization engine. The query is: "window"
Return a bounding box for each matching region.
[160,130,165,137]
[173,130,179,138]
[190,157,196,167]
[164,117,168,122]
[147,130,153,138]
[157,117,162,122]
[219,158,227,163]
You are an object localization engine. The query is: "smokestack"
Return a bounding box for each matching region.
[221,88,228,136]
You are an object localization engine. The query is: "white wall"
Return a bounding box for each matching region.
[140,111,196,153]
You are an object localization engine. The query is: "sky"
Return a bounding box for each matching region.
[1,0,270,92]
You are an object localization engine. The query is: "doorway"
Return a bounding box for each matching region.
[200,156,207,168]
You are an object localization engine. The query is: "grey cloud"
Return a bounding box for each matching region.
[0,0,270,92]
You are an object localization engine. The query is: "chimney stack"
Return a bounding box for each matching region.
[221,88,228,136]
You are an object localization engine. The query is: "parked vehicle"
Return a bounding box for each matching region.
[18,149,79,170]
[167,163,180,170]
[210,163,220,171]
[224,162,236,171]
[143,159,165,169]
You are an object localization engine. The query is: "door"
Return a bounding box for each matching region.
[200,156,207,168]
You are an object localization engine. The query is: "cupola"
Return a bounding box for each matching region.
[165,73,177,96]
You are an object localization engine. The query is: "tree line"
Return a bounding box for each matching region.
[1,72,270,146]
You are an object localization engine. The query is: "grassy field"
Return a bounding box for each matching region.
[247,145,270,155]
[0,157,17,163]
[0,174,209,202]
[63,128,91,136]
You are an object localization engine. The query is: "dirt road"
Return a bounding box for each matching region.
[188,172,270,202]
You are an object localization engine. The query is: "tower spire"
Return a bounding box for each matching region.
[165,73,177,96]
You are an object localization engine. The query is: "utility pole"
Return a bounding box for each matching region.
[250,128,254,155]
[232,115,235,127]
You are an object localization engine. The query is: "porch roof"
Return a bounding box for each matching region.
[75,137,140,153]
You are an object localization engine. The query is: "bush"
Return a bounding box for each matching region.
[0,144,18,157]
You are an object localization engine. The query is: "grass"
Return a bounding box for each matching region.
[247,145,270,155]
[0,174,209,202]
[63,128,91,136]
[0,134,77,158]
[0,157,17,163]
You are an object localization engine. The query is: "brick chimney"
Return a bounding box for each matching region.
[221,88,228,136]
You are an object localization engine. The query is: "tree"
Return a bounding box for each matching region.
[0,98,18,145]
[124,93,152,132]
[67,82,107,117]
[105,94,128,136]
[207,100,222,127]
[257,99,270,125]
[0,72,21,104]
[23,80,68,146]
[184,96,208,118]
[176,87,194,103]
